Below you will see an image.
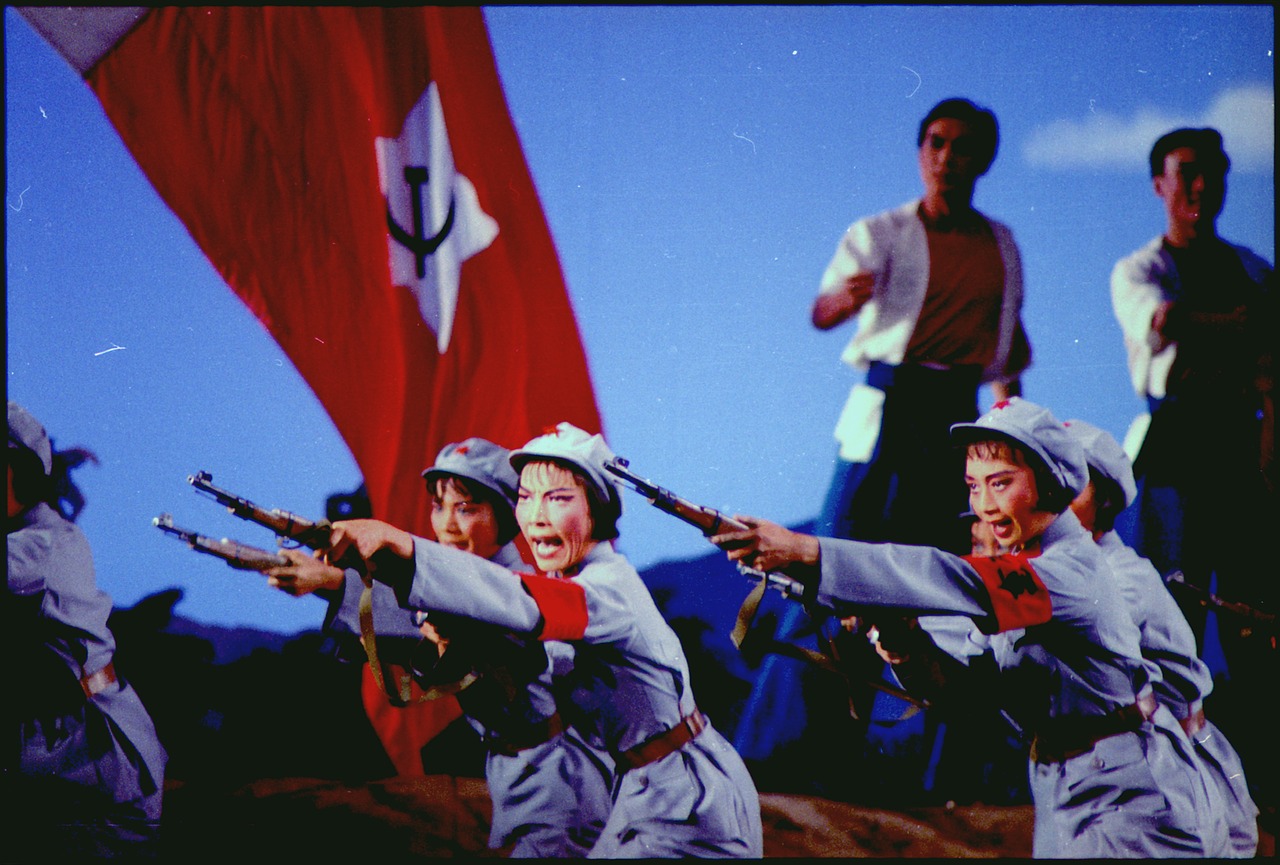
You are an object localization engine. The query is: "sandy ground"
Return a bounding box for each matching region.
[159,774,1021,858]
[159,773,1277,858]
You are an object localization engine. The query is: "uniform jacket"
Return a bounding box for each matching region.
[379,539,763,858]
[411,541,614,856]
[816,510,1226,857]
[1098,530,1256,856]
[7,503,167,811]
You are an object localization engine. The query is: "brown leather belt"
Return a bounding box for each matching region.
[1030,693,1157,764]
[1180,707,1207,737]
[80,662,117,699]
[615,710,707,772]
[487,711,565,757]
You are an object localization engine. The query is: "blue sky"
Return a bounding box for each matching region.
[6,6,1274,633]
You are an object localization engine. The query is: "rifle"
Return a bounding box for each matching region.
[602,456,810,602]
[152,513,288,570]
[188,470,335,550]
[173,473,404,704]
[603,456,936,721]
[1164,571,1276,633]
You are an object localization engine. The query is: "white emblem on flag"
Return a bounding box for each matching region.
[375,82,498,354]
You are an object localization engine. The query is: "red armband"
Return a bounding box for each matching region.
[962,553,1052,632]
[518,573,588,641]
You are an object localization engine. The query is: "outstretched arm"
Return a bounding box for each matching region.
[712,516,1054,634]
[710,515,820,575]
[328,519,546,635]
[326,518,416,563]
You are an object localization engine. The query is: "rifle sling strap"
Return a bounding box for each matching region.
[761,634,927,721]
[358,573,477,705]
[730,575,926,722]
[730,576,767,649]
[358,573,414,706]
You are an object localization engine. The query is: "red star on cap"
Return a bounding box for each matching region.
[456,445,470,455]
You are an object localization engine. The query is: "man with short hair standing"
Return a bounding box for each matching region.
[1110,126,1275,811]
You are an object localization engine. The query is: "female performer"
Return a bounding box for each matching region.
[326,423,763,858]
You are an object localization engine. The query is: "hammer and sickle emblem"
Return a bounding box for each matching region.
[997,566,1039,600]
[386,166,457,279]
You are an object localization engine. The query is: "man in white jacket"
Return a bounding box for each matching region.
[812,96,1031,553]
[1110,128,1275,808]
[735,97,1032,798]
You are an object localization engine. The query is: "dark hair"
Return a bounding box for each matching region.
[8,443,54,510]
[1027,453,1074,515]
[1086,467,1127,535]
[428,474,520,546]
[1149,127,1230,177]
[917,97,1000,174]
[583,479,621,542]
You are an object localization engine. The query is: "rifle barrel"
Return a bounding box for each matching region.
[606,456,812,600]
[187,470,330,548]
[153,513,287,570]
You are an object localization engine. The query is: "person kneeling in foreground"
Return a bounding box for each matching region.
[7,402,167,859]
[1063,418,1257,857]
[264,437,614,856]
[712,397,1227,858]
[416,437,614,857]
[325,423,763,859]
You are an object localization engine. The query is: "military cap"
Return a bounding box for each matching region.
[951,397,1089,498]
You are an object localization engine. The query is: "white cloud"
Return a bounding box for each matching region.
[1203,85,1275,171]
[1023,85,1273,174]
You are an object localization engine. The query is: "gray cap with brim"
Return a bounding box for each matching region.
[1063,418,1139,510]
[509,422,623,513]
[950,397,1089,498]
[422,437,519,509]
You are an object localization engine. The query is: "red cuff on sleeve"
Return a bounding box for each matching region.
[962,553,1052,632]
[519,573,588,641]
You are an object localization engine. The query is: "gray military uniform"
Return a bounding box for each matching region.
[8,501,168,857]
[378,539,763,858]
[415,541,614,857]
[816,509,1228,857]
[1098,531,1256,856]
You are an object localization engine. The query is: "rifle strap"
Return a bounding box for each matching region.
[730,576,768,649]
[760,635,926,721]
[358,573,413,707]
[359,575,479,704]
[731,582,928,723]
[817,623,861,721]
[416,669,481,701]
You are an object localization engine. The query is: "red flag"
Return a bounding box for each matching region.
[23,7,601,774]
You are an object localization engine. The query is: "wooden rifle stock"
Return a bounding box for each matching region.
[1165,570,1275,631]
[188,470,333,550]
[176,474,392,699]
[186,470,368,576]
[152,513,287,570]
[603,456,747,536]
